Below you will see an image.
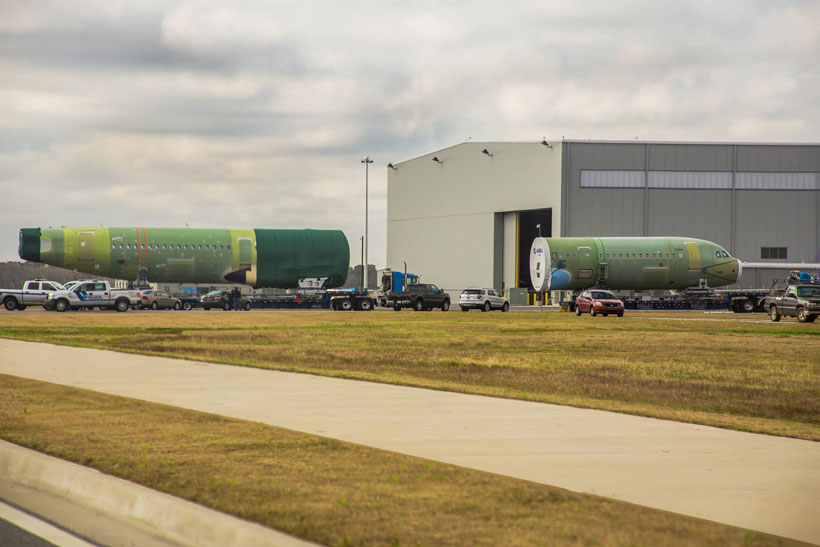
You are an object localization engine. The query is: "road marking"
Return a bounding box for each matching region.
[0,500,96,547]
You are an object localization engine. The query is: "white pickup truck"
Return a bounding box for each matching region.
[45,280,142,312]
[0,280,66,311]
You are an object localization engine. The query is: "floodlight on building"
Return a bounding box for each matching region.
[540,138,552,148]
[387,163,397,170]
[482,148,492,157]
[432,156,443,164]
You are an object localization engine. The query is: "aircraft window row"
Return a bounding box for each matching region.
[111,243,231,251]
[552,251,684,260]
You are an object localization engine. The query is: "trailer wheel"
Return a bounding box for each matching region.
[182,302,192,311]
[359,299,373,311]
[770,306,780,322]
[340,298,354,311]
[3,297,18,311]
[413,299,424,311]
[796,307,811,323]
[741,299,754,313]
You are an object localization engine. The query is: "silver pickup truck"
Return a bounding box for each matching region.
[0,280,66,311]
[45,280,142,312]
[765,282,820,323]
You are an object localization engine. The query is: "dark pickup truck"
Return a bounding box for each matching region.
[765,282,820,323]
[386,283,451,311]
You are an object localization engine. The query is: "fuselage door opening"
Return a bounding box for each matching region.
[685,242,701,270]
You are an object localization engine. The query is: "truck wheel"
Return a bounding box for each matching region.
[413,299,424,311]
[590,306,597,317]
[115,299,129,312]
[55,299,69,312]
[441,300,450,311]
[359,299,373,311]
[770,306,780,322]
[3,297,18,311]
[182,302,192,311]
[482,301,491,312]
[341,299,353,311]
[151,301,159,310]
[741,300,754,313]
[244,301,252,311]
[223,302,231,311]
[796,307,811,323]
[173,302,181,310]
[502,302,509,312]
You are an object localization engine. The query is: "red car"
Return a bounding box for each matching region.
[575,290,624,317]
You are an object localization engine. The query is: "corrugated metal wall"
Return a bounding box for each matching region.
[564,141,820,286]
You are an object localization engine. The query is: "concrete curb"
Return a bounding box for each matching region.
[0,439,318,547]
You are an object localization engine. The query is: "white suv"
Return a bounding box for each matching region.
[459,288,509,312]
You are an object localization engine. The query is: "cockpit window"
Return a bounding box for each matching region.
[722,251,729,258]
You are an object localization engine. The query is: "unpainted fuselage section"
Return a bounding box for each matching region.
[529,237,741,291]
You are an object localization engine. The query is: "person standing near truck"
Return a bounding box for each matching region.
[231,286,242,311]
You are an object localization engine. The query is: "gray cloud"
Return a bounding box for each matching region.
[1,0,818,265]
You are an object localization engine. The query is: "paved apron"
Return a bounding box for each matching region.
[1,339,817,544]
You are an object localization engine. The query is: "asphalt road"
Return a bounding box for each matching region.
[0,339,818,544]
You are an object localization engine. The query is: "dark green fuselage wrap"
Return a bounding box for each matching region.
[17,227,349,289]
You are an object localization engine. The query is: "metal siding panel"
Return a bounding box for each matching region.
[737,145,820,172]
[734,190,817,263]
[649,144,733,171]
[647,190,732,246]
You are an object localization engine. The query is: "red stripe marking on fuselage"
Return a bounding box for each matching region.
[135,228,141,264]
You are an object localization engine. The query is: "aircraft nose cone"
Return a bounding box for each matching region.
[736,258,742,281]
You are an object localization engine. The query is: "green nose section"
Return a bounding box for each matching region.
[18,228,41,262]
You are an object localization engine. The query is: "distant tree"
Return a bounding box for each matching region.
[0,261,117,289]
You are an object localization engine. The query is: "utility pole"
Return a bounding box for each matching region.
[361,156,373,290]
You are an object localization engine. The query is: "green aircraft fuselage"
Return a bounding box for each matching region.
[18,227,349,289]
[529,236,741,291]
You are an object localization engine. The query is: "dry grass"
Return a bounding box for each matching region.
[0,374,799,546]
[0,310,818,440]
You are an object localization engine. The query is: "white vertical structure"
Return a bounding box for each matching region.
[361,155,373,290]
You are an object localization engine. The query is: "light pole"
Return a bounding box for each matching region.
[360,236,364,291]
[361,155,373,290]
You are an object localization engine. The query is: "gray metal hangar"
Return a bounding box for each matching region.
[386,140,820,298]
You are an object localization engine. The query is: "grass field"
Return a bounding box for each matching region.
[0,309,817,441]
[0,374,799,546]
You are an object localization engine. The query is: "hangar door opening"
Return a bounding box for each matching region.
[517,209,551,288]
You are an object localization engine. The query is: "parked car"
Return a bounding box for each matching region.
[386,283,450,311]
[201,290,251,311]
[765,281,820,323]
[459,288,509,312]
[1,279,65,311]
[44,280,141,312]
[140,290,181,310]
[575,290,624,317]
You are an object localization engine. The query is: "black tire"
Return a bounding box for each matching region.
[55,299,69,312]
[3,297,18,311]
[340,299,354,311]
[393,305,401,311]
[182,302,192,311]
[441,300,450,311]
[151,301,159,310]
[413,299,424,312]
[17,305,26,311]
[741,299,754,313]
[502,302,509,312]
[173,302,181,310]
[244,301,252,311]
[796,307,811,323]
[359,299,373,311]
[617,312,624,317]
[770,306,780,322]
[115,299,129,312]
[461,307,469,312]
[482,301,490,312]
[575,305,582,316]
[590,305,597,317]
[223,301,231,311]
[204,306,211,311]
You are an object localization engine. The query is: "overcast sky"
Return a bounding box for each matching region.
[1,0,818,265]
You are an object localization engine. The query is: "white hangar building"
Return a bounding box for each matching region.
[386,139,820,296]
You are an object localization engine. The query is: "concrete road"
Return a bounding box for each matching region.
[0,339,818,544]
